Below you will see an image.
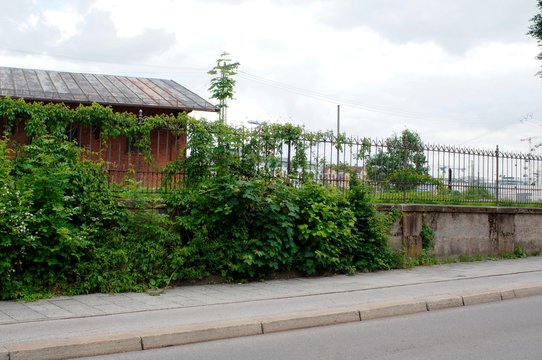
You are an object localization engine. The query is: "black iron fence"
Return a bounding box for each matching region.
[109,133,542,205]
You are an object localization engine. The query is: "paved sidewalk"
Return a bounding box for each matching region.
[1,257,542,359]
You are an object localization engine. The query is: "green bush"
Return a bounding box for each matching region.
[166,177,399,280]
[0,136,124,299]
[348,179,402,271]
[295,182,356,274]
[168,176,300,279]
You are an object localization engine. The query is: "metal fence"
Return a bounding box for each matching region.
[118,132,542,205]
[6,116,537,204]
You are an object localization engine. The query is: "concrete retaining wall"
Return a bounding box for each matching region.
[378,204,542,258]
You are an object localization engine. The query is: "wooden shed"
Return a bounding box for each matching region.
[0,66,218,190]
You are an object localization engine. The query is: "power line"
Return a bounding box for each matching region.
[236,71,469,123]
[0,45,493,125]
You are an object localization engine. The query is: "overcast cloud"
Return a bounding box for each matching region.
[0,0,541,151]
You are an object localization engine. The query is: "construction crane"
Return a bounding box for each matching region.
[520,136,539,152]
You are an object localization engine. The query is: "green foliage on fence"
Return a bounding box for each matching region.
[0,96,186,165]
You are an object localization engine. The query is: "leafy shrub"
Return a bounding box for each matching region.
[347,179,402,271]
[295,182,356,274]
[168,176,300,279]
[0,135,124,299]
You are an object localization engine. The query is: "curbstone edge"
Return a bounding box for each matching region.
[499,289,516,300]
[358,300,428,321]
[260,308,360,334]
[6,334,142,360]
[425,295,464,311]
[0,346,8,360]
[462,291,503,306]
[141,320,262,350]
[513,284,542,298]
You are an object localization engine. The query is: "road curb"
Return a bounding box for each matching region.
[5,334,141,360]
[3,284,542,359]
[0,346,8,360]
[358,300,427,320]
[462,290,503,306]
[261,308,360,333]
[140,320,262,350]
[512,283,542,298]
[425,295,464,310]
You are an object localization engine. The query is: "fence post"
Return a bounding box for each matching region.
[495,145,499,205]
[287,139,292,177]
[136,109,144,187]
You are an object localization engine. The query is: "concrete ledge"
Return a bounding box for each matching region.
[358,300,427,321]
[462,291,503,306]
[513,284,542,298]
[261,308,360,333]
[6,334,142,360]
[426,295,464,311]
[377,203,542,215]
[141,320,262,350]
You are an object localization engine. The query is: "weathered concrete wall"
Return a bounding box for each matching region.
[378,204,542,258]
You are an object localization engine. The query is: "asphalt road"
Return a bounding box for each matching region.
[78,295,542,360]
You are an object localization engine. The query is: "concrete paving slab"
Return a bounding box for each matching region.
[1,308,44,321]
[25,303,73,318]
[50,304,104,317]
[0,311,13,322]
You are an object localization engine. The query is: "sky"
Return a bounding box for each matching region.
[1,0,542,152]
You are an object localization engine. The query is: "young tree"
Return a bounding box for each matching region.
[208,52,239,122]
[365,129,432,191]
[528,0,542,76]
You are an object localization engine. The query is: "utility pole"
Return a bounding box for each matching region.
[219,61,239,122]
[520,136,539,152]
[208,52,239,123]
[336,104,340,166]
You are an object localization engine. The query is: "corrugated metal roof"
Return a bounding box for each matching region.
[0,66,218,113]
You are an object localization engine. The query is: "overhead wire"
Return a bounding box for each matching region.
[236,70,472,123]
[0,45,526,129]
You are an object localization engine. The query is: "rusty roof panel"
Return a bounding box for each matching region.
[138,77,177,107]
[151,78,191,105]
[0,66,218,113]
[109,75,151,106]
[98,75,126,103]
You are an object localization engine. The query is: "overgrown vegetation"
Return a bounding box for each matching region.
[0,99,402,300]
